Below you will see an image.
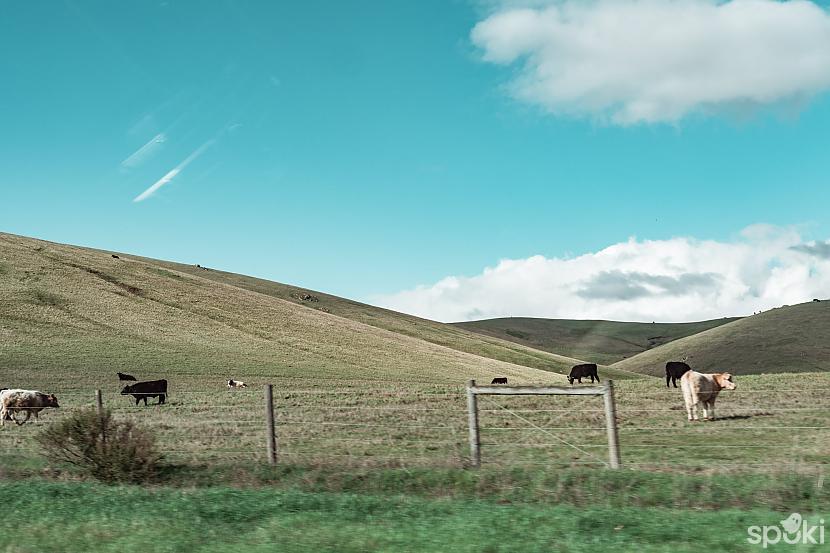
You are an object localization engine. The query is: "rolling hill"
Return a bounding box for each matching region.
[611,300,830,376]
[454,317,739,365]
[0,232,638,386]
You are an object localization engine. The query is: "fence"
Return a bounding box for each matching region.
[1,378,829,474]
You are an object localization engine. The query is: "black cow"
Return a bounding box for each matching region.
[117,372,137,381]
[111,254,120,259]
[121,380,168,406]
[665,361,692,388]
[491,377,508,385]
[568,363,599,385]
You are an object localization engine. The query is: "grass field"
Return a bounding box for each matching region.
[0,481,827,553]
[2,370,828,474]
[455,317,739,365]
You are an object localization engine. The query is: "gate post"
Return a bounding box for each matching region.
[603,380,621,469]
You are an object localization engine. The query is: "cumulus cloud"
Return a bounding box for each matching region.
[471,0,830,124]
[375,225,830,322]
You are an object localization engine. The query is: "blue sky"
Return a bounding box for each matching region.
[3,1,830,321]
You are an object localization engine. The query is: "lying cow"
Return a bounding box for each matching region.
[121,380,168,406]
[0,389,60,426]
[680,370,736,421]
[665,361,692,388]
[568,363,599,385]
[117,372,137,381]
[490,377,508,385]
[227,379,247,389]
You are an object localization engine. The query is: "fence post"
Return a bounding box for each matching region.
[95,389,106,445]
[265,384,277,466]
[466,379,481,467]
[603,380,621,469]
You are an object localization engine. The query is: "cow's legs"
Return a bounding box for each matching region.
[14,410,31,426]
[708,400,716,421]
[673,377,679,388]
[666,374,671,388]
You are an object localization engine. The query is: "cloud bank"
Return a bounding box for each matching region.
[471,0,830,124]
[375,226,830,323]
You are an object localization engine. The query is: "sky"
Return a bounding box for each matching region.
[2,0,830,323]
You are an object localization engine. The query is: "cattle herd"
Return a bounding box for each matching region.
[0,374,251,426]
[0,360,736,428]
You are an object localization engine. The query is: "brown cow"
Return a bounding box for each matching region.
[680,371,735,421]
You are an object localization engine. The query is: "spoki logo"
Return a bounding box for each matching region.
[747,513,825,548]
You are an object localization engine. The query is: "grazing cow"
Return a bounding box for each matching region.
[0,389,60,426]
[121,380,168,406]
[568,363,599,385]
[490,377,508,385]
[665,361,692,388]
[227,379,247,389]
[117,372,137,382]
[111,254,119,259]
[680,370,736,421]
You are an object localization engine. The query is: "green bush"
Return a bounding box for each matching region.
[36,407,162,483]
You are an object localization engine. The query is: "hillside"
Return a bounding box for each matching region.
[454,317,738,365]
[612,300,830,376]
[126,249,637,380]
[0,232,638,386]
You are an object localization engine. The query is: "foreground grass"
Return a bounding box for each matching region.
[3,480,826,552]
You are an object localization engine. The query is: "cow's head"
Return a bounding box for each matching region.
[567,375,574,385]
[714,373,736,390]
[46,394,59,408]
[120,385,133,395]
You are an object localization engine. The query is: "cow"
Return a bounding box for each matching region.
[111,254,120,259]
[680,370,736,421]
[665,361,692,388]
[227,379,247,389]
[0,389,60,426]
[568,363,599,385]
[117,372,138,382]
[490,377,508,385]
[121,380,168,406]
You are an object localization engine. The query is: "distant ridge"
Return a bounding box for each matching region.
[454,317,738,365]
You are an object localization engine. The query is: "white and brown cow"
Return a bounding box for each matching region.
[680,371,735,421]
[0,389,60,426]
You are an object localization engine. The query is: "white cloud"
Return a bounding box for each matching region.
[375,225,830,322]
[133,138,215,203]
[471,0,830,124]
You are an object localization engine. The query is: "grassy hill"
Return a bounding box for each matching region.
[454,317,738,365]
[0,232,638,386]
[612,300,830,376]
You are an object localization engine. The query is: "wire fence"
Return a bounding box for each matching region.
[1,379,829,473]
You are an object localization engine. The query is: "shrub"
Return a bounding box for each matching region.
[36,407,162,483]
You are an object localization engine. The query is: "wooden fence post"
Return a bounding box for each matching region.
[466,380,481,467]
[265,384,277,466]
[603,380,621,469]
[95,389,106,445]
